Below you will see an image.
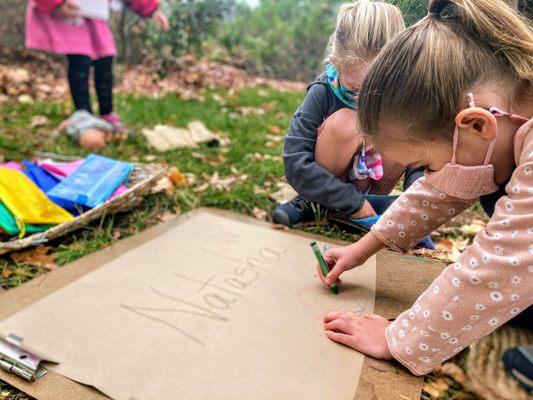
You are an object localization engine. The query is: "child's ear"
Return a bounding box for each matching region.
[455,108,498,141]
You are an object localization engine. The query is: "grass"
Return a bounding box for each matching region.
[0,87,476,400]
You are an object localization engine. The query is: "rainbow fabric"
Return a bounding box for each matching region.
[354,147,383,181]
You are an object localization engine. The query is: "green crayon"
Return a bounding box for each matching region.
[310,241,339,295]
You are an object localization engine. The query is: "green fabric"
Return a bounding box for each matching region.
[0,202,53,237]
[325,64,358,109]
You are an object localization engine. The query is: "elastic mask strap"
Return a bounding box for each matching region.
[451,126,459,164]
[483,137,497,166]
[489,107,529,124]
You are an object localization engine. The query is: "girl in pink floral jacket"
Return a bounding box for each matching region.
[26,0,169,131]
[317,0,532,376]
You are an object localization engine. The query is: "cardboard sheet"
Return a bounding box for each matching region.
[0,211,376,400]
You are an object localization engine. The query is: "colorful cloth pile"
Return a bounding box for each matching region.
[0,154,133,239]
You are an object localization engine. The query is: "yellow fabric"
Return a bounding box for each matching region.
[0,167,73,229]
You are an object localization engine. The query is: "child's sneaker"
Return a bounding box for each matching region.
[101,112,124,133]
[272,195,316,227]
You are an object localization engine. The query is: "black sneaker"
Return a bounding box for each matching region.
[272,195,316,227]
[503,345,533,394]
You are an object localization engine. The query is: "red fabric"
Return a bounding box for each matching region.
[127,0,158,17]
[33,0,63,12]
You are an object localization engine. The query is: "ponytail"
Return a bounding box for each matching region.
[358,0,532,144]
[428,0,532,82]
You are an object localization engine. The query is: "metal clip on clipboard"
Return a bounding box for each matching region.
[0,333,48,381]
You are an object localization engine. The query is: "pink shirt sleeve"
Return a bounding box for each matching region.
[127,0,159,17]
[384,146,533,375]
[371,177,474,252]
[33,0,64,12]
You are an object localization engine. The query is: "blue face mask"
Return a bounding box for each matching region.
[325,64,358,109]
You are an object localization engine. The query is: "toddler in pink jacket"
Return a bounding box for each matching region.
[26,0,169,132]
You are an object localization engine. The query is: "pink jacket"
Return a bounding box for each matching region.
[26,0,159,60]
[372,118,533,375]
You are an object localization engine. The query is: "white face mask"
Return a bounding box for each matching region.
[425,93,528,200]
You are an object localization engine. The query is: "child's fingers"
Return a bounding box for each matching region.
[324,310,353,323]
[316,263,343,286]
[325,330,354,347]
[324,260,347,286]
[324,319,353,334]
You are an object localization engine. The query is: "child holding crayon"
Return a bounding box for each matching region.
[318,0,532,376]
[275,0,424,228]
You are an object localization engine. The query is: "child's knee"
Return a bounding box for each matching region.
[320,109,358,143]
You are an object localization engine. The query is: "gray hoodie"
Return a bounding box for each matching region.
[282,72,422,216]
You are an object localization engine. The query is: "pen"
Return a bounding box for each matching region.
[310,241,339,295]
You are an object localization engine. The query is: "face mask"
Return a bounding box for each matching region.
[425,93,528,200]
[325,64,358,109]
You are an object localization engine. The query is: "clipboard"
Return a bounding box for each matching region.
[0,209,445,400]
[78,0,109,21]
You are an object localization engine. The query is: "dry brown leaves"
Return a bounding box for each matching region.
[0,61,68,102]
[252,207,268,221]
[423,362,472,399]
[203,171,248,192]
[1,54,305,103]
[10,245,58,271]
[431,210,488,263]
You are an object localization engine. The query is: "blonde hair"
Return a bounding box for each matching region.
[326,0,405,68]
[359,0,533,145]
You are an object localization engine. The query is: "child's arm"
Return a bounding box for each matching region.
[33,0,75,13]
[283,84,366,216]
[385,153,533,375]
[371,177,474,252]
[319,176,474,285]
[126,0,159,18]
[126,0,169,30]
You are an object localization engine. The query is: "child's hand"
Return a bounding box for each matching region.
[316,245,362,287]
[55,0,81,18]
[324,312,393,360]
[351,200,377,219]
[317,232,385,287]
[152,9,170,31]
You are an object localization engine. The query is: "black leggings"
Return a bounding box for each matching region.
[67,55,114,115]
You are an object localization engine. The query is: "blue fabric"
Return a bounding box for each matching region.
[325,64,358,109]
[349,194,435,250]
[48,154,133,208]
[22,161,77,210]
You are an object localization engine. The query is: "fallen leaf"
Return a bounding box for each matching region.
[253,186,269,195]
[191,152,207,160]
[267,124,282,135]
[29,115,50,128]
[168,167,189,188]
[438,362,467,384]
[458,223,485,236]
[2,268,11,279]
[151,176,175,194]
[423,377,450,398]
[17,94,34,104]
[269,182,298,204]
[252,207,268,220]
[158,212,178,222]
[111,229,122,241]
[10,245,57,271]
[193,182,210,193]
